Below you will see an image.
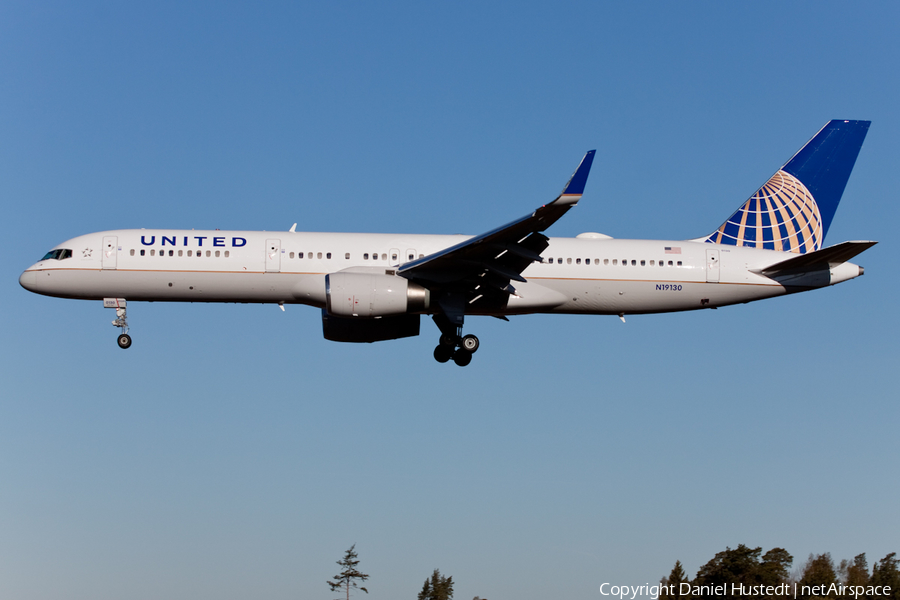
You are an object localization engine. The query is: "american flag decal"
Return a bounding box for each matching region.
[664,246,681,254]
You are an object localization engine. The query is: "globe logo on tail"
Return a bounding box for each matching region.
[705,170,823,254]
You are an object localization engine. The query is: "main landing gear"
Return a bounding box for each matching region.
[432,314,479,366]
[104,298,132,349]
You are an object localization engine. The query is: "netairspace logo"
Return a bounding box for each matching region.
[598,583,892,599]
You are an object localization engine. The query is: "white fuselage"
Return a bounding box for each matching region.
[19,228,863,316]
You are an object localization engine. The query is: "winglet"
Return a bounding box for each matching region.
[555,150,596,205]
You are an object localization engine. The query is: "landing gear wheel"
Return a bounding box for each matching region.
[117,334,132,349]
[439,333,458,348]
[452,350,472,367]
[434,345,453,363]
[461,334,479,353]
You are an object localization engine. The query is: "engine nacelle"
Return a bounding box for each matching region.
[322,310,420,343]
[325,272,430,317]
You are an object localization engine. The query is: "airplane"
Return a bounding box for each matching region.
[20,120,875,366]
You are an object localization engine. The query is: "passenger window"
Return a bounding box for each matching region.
[419,254,424,258]
[215,250,220,257]
[594,259,599,265]
[546,257,553,264]
[140,249,145,256]
[392,253,398,261]
[345,253,350,259]
[206,250,211,257]
[299,252,304,259]
[150,249,156,256]
[289,252,294,258]
[631,260,636,266]
[381,253,387,260]
[668,260,673,266]
[649,260,654,266]
[317,252,322,259]
[659,261,664,267]
[130,249,135,256]
[408,254,414,260]
[225,251,230,257]
[178,250,183,257]
[187,250,192,257]
[364,253,369,260]
[640,260,645,266]
[604,259,609,265]
[326,252,332,259]
[677,261,683,266]
[576,258,581,264]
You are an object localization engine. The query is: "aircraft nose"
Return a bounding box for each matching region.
[19,269,37,292]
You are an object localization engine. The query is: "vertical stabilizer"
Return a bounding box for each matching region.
[704,120,869,254]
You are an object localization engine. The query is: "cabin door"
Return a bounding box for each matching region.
[706,249,720,283]
[266,239,282,272]
[102,236,118,270]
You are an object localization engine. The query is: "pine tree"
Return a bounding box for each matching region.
[694,544,765,590]
[871,553,899,600]
[327,545,369,600]
[798,553,837,599]
[760,548,793,587]
[661,560,690,600]
[418,569,454,600]
[842,554,870,592]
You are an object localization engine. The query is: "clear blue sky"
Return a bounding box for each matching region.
[2,2,898,599]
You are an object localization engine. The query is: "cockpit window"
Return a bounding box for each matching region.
[41,249,72,261]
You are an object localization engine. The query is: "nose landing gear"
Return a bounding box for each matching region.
[104,298,132,349]
[432,314,479,366]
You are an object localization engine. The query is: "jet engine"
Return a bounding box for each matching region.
[325,272,429,317]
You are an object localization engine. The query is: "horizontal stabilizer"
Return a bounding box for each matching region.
[759,241,877,276]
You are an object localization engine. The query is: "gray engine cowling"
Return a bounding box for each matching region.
[325,272,429,317]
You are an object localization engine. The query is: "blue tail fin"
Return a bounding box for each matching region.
[704,120,870,253]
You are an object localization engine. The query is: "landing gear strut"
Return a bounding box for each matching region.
[432,314,479,366]
[105,298,132,349]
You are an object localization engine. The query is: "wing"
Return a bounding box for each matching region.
[398,150,596,321]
